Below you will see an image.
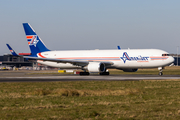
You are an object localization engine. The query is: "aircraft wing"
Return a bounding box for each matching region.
[23,56,114,67]
[6,44,113,67]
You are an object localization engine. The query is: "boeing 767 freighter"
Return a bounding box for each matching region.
[7,23,174,75]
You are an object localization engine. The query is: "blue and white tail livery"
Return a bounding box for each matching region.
[23,23,50,56]
[6,44,18,56]
[6,23,175,76]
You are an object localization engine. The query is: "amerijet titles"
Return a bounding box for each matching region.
[120,52,149,63]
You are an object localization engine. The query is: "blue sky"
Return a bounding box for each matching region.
[0,0,180,55]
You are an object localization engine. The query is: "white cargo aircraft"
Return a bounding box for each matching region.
[7,23,174,75]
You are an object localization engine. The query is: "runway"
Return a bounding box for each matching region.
[0,75,180,82]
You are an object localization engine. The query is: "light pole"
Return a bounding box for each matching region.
[177,46,179,66]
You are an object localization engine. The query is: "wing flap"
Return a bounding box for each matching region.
[23,56,114,67]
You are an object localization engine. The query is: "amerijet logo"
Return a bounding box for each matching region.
[27,35,39,47]
[120,52,149,63]
[10,50,14,53]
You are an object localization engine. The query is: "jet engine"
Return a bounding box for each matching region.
[122,69,138,72]
[87,62,106,73]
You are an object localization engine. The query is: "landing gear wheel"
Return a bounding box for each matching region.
[79,72,90,76]
[158,67,164,76]
[159,72,163,76]
[100,72,110,75]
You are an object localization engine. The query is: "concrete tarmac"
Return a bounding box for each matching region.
[0,70,180,82]
[0,75,180,82]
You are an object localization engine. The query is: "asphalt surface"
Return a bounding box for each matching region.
[0,70,180,82]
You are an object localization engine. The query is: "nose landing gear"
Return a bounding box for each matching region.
[158,67,164,76]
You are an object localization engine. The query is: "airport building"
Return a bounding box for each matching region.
[173,56,180,66]
[0,54,59,70]
[0,54,33,69]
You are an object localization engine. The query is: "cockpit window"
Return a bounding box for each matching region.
[162,54,170,56]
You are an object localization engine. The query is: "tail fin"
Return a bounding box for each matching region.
[23,23,50,56]
[6,44,18,56]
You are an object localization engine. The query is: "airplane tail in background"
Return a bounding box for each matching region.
[6,44,18,56]
[23,23,50,56]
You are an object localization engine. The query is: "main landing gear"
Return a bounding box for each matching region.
[158,67,164,76]
[100,72,110,75]
[79,71,110,76]
[79,72,90,75]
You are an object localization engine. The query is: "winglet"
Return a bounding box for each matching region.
[117,46,121,50]
[6,44,18,56]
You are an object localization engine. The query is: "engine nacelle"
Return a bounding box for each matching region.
[122,69,138,72]
[87,62,106,73]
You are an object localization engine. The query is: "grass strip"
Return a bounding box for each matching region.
[1,80,180,119]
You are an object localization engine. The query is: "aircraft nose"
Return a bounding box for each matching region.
[169,56,175,64]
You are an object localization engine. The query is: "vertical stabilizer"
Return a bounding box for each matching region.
[23,23,50,56]
[6,44,18,56]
